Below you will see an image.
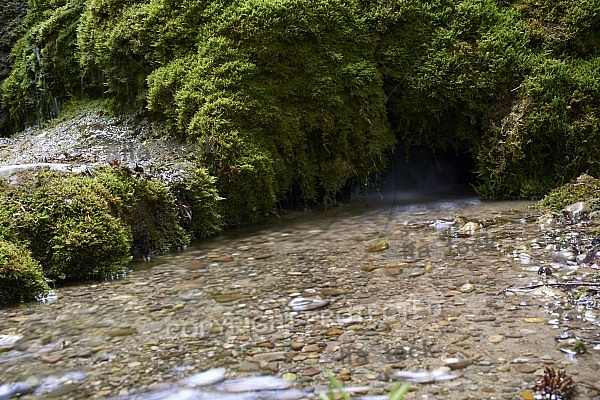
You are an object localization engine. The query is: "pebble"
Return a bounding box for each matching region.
[488,335,504,343]
[459,283,475,293]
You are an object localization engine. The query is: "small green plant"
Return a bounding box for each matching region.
[319,370,410,400]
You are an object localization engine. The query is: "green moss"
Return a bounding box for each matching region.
[95,166,190,256]
[537,173,600,213]
[169,166,223,239]
[0,239,50,304]
[6,169,132,280]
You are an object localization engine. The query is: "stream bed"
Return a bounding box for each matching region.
[1,196,599,399]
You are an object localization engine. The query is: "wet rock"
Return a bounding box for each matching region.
[39,352,65,364]
[0,335,21,352]
[108,327,138,337]
[321,288,345,297]
[444,358,472,370]
[537,266,552,276]
[236,362,260,372]
[300,368,320,377]
[288,297,329,311]
[551,250,575,262]
[458,221,480,235]
[281,373,297,381]
[216,375,293,392]
[556,339,586,355]
[459,283,475,293]
[211,255,234,262]
[562,202,591,216]
[213,294,247,303]
[366,241,389,253]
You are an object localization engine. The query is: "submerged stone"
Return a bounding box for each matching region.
[366,241,389,252]
[459,283,475,293]
[213,294,247,303]
[288,297,329,311]
[556,339,586,355]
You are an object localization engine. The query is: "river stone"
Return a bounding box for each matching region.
[321,288,344,297]
[459,283,475,293]
[366,241,389,252]
[515,364,537,373]
[288,297,329,311]
[488,335,504,343]
[458,222,480,235]
[108,327,137,337]
[213,294,246,303]
[251,352,287,362]
[281,373,297,381]
[39,352,65,364]
[556,339,586,355]
[325,328,344,336]
[562,202,591,216]
[211,255,234,262]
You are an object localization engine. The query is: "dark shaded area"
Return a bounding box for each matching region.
[370,143,477,203]
[0,0,27,136]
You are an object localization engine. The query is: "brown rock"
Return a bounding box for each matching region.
[366,241,389,253]
[300,368,320,376]
[40,352,65,364]
[211,255,234,262]
[516,364,537,373]
[302,344,321,353]
[182,262,207,270]
[321,288,345,297]
[488,335,504,343]
[291,342,305,351]
[213,294,246,303]
[325,327,344,336]
[108,327,137,337]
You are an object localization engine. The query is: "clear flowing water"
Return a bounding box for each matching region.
[1,194,599,399]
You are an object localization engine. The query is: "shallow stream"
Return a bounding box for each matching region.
[1,195,599,399]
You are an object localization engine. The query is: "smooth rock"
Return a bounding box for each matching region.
[288,297,329,311]
[214,294,247,303]
[366,241,389,253]
[562,202,591,216]
[459,283,475,293]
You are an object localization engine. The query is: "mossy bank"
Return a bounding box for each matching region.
[0,163,222,304]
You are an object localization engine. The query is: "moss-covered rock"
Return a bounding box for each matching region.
[0,239,50,303]
[95,166,190,256]
[169,166,223,239]
[537,173,600,213]
[5,169,133,280]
